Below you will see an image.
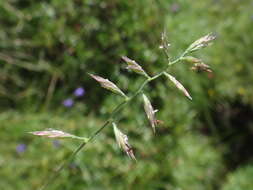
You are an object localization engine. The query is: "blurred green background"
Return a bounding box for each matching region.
[0,0,253,189]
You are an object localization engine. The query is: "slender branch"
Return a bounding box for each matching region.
[38,50,187,190]
[88,101,128,143]
[38,101,127,190]
[38,141,87,190]
[168,49,189,66]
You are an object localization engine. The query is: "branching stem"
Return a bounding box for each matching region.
[38,51,185,190]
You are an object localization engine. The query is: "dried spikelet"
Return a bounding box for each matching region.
[161,32,171,48]
[160,32,171,58]
[29,129,88,141]
[89,74,127,98]
[181,56,213,73]
[191,63,212,73]
[113,123,136,160]
[122,56,149,78]
[164,72,192,100]
[143,94,158,133]
[188,33,216,52]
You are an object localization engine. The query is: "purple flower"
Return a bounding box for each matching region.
[16,143,27,153]
[53,140,61,148]
[171,3,180,13]
[74,87,85,97]
[69,162,78,169]
[62,98,74,107]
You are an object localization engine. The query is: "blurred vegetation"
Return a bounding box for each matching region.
[0,0,253,189]
[222,164,253,190]
[0,112,224,190]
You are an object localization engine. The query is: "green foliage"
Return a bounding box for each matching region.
[222,164,253,190]
[0,112,223,190]
[0,0,252,110]
[0,0,253,189]
[0,0,166,109]
[168,134,223,190]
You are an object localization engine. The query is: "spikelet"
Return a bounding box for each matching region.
[164,72,192,100]
[191,63,212,73]
[29,129,88,141]
[143,94,159,133]
[89,74,127,98]
[113,123,136,160]
[188,33,216,52]
[122,56,149,78]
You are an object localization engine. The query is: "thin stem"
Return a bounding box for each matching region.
[88,101,128,143]
[168,49,189,66]
[38,141,87,190]
[39,53,182,190]
[38,101,127,190]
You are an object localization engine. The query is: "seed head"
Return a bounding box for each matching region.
[164,72,192,100]
[29,129,88,141]
[30,129,75,138]
[143,94,159,133]
[188,33,216,52]
[113,123,136,160]
[161,32,171,58]
[89,74,127,98]
[191,63,212,73]
[122,56,149,78]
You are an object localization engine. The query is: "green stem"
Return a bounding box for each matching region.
[38,53,183,190]
[38,101,128,190]
[168,49,189,66]
[38,141,87,190]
